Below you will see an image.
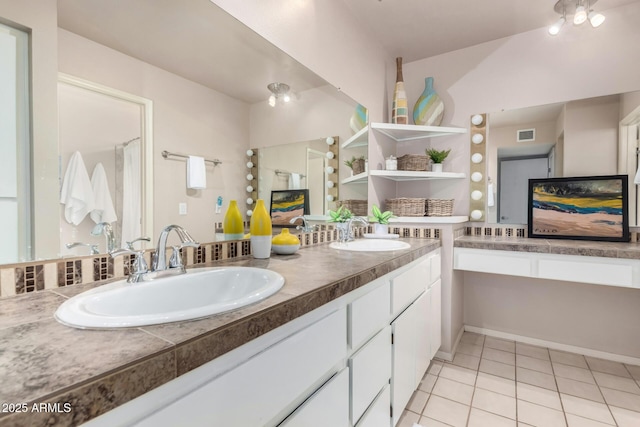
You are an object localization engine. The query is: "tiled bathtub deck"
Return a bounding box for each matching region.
[399,332,640,427]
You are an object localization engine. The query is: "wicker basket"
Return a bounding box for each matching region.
[352,158,365,175]
[397,154,429,171]
[338,199,368,216]
[426,199,454,216]
[385,198,426,217]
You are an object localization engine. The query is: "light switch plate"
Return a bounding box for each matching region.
[179,202,187,215]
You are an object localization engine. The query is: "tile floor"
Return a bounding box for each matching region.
[398,332,640,427]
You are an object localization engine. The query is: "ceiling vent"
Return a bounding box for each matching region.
[517,128,535,142]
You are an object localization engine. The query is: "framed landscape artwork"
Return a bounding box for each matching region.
[528,175,629,242]
[270,189,310,226]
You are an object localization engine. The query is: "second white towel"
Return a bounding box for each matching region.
[90,163,117,224]
[60,151,95,225]
[288,172,301,190]
[187,156,206,189]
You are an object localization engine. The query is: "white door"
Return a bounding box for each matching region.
[414,290,431,386]
[429,279,442,360]
[498,157,549,224]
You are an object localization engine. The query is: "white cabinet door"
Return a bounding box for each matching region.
[392,259,429,316]
[357,385,391,427]
[350,279,391,350]
[414,290,431,387]
[280,368,349,427]
[391,301,418,426]
[429,279,442,360]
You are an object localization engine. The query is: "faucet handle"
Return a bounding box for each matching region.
[110,249,149,282]
[126,237,151,250]
[169,246,184,269]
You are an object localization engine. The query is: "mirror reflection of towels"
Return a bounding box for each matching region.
[90,163,117,224]
[288,172,301,190]
[60,151,95,225]
[187,156,206,189]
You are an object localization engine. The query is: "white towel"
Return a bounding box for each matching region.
[60,151,95,225]
[288,172,301,190]
[487,182,495,207]
[121,140,141,248]
[187,155,206,189]
[90,163,117,224]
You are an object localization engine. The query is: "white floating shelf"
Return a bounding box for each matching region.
[341,125,369,149]
[369,170,466,181]
[390,216,469,224]
[371,122,467,142]
[341,171,369,185]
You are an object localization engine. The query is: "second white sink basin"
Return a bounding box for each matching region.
[55,266,284,329]
[329,239,411,252]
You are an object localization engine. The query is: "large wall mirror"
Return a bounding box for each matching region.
[485,90,640,225]
[0,0,362,266]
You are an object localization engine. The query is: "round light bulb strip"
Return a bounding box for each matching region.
[325,135,339,210]
[246,148,259,216]
[469,113,487,222]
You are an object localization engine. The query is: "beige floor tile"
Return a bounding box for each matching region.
[457,341,483,357]
[407,390,430,414]
[516,382,562,410]
[516,343,550,361]
[418,373,439,393]
[556,377,604,403]
[461,331,485,346]
[419,415,456,427]
[517,400,567,427]
[397,410,421,427]
[428,360,444,376]
[479,358,516,380]
[422,395,470,427]
[476,372,516,397]
[625,364,640,381]
[586,356,632,378]
[609,405,640,427]
[484,336,515,353]
[600,387,640,412]
[560,393,615,425]
[432,376,474,405]
[483,347,516,366]
[552,362,595,384]
[452,352,481,371]
[440,363,477,386]
[549,350,588,369]
[468,407,516,427]
[516,354,553,375]
[592,371,640,395]
[472,388,516,420]
[516,366,557,391]
[565,414,614,427]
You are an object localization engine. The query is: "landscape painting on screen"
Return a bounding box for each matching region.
[270,190,309,226]
[528,175,629,242]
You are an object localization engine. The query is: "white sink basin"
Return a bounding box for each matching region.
[329,239,411,252]
[55,267,284,329]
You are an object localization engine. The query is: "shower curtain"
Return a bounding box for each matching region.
[121,140,141,248]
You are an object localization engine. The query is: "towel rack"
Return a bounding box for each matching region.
[161,150,222,166]
[275,169,306,178]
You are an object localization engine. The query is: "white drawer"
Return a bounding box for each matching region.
[454,248,531,277]
[350,278,391,350]
[356,384,390,427]
[538,258,633,287]
[350,325,392,424]
[392,258,429,315]
[281,368,349,427]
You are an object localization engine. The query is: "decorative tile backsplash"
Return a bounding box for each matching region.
[465,225,640,241]
[0,225,443,299]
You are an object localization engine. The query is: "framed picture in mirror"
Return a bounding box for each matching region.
[528,175,629,242]
[270,190,310,226]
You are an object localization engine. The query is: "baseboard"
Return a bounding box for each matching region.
[435,325,465,362]
[464,325,640,367]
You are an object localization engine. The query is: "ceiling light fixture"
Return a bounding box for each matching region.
[267,82,291,107]
[549,0,604,35]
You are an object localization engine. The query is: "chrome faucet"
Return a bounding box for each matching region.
[290,215,316,233]
[152,225,200,273]
[339,216,368,243]
[125,237,151,250]
[109,248,149,283]
[66,242,100,255]
[91,222,116,253]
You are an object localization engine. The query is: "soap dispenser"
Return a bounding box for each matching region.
[249,199,272,258]
[223,200,244,240]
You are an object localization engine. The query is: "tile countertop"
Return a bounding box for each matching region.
[0,238,439,427]
[454,235,640,259]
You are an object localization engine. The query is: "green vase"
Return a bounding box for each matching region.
[413,77,444,126]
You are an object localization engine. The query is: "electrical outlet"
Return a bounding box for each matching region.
[179,202,187,215]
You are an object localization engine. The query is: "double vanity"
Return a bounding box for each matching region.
[0,236,440,426]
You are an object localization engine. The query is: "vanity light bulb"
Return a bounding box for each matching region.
[283,93,291,103]
[247,210,253,217]
[246,173,254,181]
[326,166,335,174]
[246,161,254,168]
[246,198,254,205]
[326,195,334,202]
[325,137,335,145]
[268,94,276,107]
[326,181,335,188]
[326,152,335,159]
[472,134,484,144]
[470,210,483,221]
[471,190,483,201]
[471,172,483,182]
[471,114,484,126]
[246,149,254,157]
[246,185,253,193]
[471,153,483,164]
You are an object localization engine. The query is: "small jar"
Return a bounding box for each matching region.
[385,156,397,171]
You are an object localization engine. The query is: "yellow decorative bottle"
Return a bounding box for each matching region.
[272,228,300,255]
[249,199,272,258]
[223,200,244,240]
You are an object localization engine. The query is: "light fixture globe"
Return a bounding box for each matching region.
[267,82,291,107]
[573,5,587,24]
[550,0,603,35]
[589,10,605,27]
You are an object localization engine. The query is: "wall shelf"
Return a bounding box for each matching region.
[341,171,369,185]
[390,216,469,224]
[341,126,369,149]
[369,170,466,181]
[371,122,467,142]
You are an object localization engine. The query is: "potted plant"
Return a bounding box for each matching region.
[344,155,366,176]
[327,205,354,241]
[426,148,451,173]
[368,204,394,235]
